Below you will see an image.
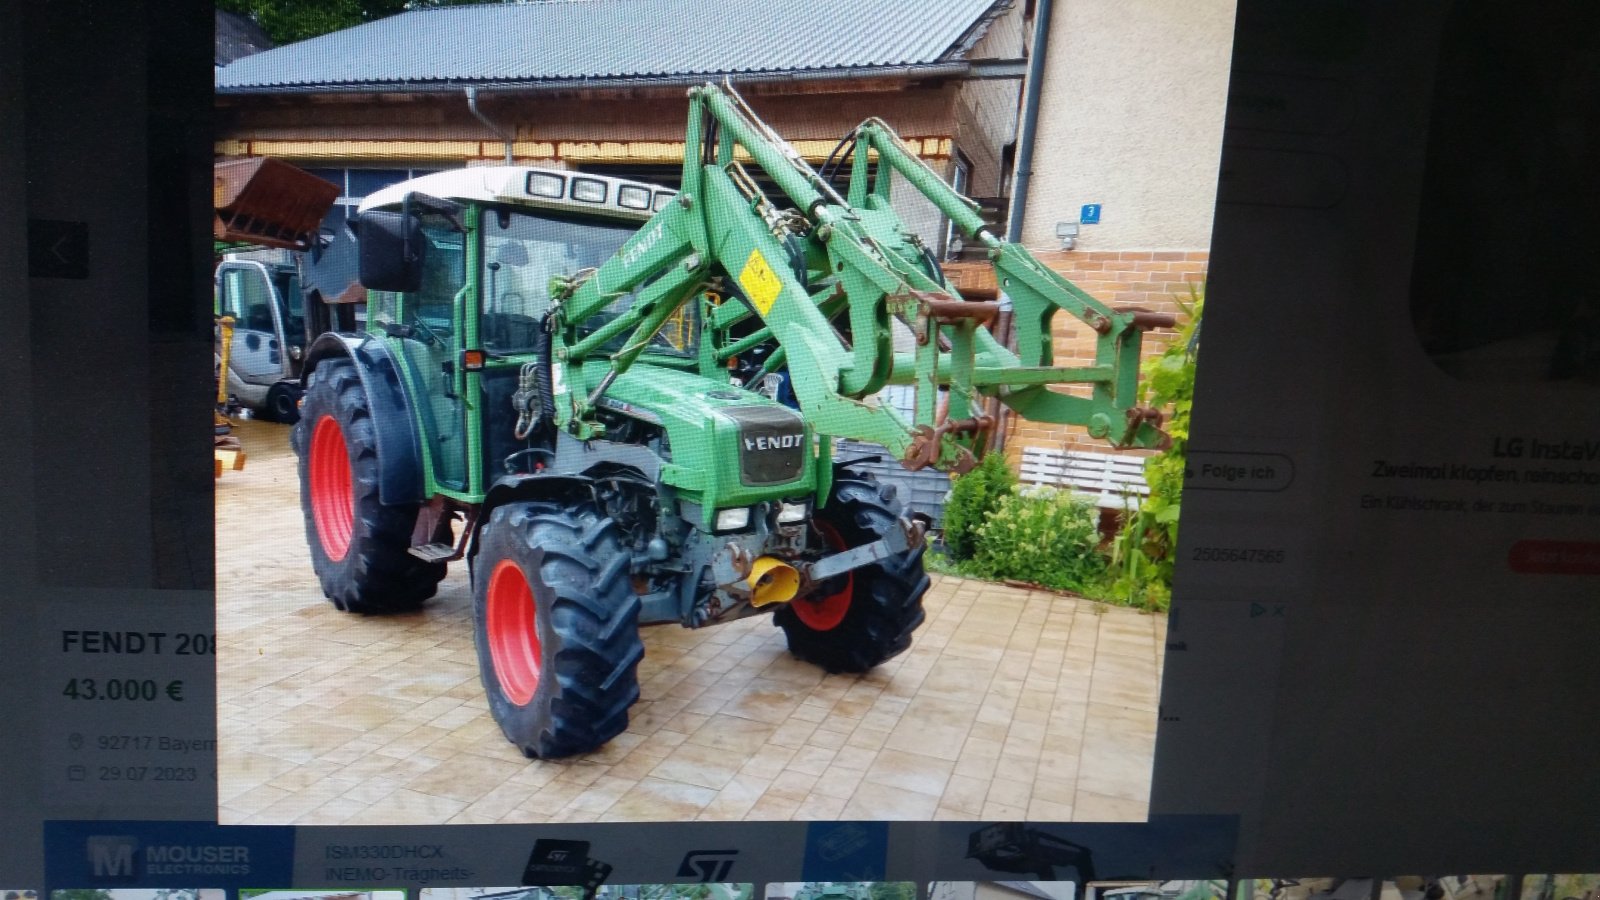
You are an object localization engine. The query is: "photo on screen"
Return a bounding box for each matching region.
[1521,877,1600,900]
[212,0,1231,825]
[1236,879,1512,900]
[767,885,913,900]
[238,892,405,900]
[928,880,1076,900]
[1408,0,1600,384]
[1380,880,1511,900]
[1234,880,1344,900]
[1093,884,1226,900]
[422,886,751,900]
[50,883,227,890]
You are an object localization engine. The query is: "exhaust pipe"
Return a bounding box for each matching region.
[745,556,801,607]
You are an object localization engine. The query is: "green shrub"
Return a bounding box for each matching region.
[1110,287,1203,612]
[969,486,1106,592]
[941,450,1016,560]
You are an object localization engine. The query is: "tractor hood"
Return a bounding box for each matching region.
[590,363,815,505]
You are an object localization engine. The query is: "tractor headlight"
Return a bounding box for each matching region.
[715,507,751,531]
[618,184,652,210]
[526,172,565,198]
[777,501,808,524]
[571,177,608,203]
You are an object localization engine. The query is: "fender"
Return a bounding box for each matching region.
[302,332,425,506]
[470,472,600,564]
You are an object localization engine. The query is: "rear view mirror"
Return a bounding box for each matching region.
[357,209,426,292]
[310,225,336,263]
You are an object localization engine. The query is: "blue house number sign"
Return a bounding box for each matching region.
[1080,203,1102,224]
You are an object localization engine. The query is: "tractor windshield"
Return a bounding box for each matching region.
[480,208,696,358]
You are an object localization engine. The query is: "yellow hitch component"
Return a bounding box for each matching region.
[746,556,801,607]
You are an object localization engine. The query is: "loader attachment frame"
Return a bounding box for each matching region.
[546,83,1171,474]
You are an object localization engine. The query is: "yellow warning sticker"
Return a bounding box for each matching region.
[738,248,783,317]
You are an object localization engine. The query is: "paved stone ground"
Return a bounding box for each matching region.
[216,418,1164,825]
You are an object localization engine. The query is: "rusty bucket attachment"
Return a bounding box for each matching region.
[213,157,339,252]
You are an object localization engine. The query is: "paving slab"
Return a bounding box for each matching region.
[216,418,1163,823]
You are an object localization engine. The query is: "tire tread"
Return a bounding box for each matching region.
[293,360,444,614]
[775,470,930,673]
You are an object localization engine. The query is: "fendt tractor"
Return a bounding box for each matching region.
[289,82,1173,758]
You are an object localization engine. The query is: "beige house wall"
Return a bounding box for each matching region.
[1019,0,1234,252]
[1005,0,1232,457]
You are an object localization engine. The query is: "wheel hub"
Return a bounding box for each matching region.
[486,559,542,705]
[791,519,852,631]
[308,415,354,561]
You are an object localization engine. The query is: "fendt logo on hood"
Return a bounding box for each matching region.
[743,434,803,452]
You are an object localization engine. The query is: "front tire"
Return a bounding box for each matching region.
[293,360,444,613]
[472,501,645,758]
[775,471,929,673]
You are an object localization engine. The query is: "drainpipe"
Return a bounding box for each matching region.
[990,0,1055,455]
[1006,0,1054,242]
[465,86,514,164]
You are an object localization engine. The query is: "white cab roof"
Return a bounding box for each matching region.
[358,165,672,222]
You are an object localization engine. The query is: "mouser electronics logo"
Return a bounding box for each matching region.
[88,836,139,881]
[87,835,252,881]
[743,434,804,452]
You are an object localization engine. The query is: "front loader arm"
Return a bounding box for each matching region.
[846,119,1175,449]
[553,82,1170,469]
[547,200,707,437]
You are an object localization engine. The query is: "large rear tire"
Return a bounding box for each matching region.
[472,501,644,758]
[775,471,929,673]
[293,359,444,613]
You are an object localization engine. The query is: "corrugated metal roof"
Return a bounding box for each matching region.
[217,0,1007,93]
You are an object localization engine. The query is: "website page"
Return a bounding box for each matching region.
[0,0,1595,897]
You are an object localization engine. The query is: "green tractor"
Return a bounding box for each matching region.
[292,82,1171,758]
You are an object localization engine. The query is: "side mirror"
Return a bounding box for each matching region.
[357,209,426,292]
[310,225,337,263]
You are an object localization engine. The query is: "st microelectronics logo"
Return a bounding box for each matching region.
[87,836,140,881]
[85,835,253,881]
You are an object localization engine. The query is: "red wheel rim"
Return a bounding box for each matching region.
[308,415,354,562]
[487,559,541,706]
[793,519,853,631]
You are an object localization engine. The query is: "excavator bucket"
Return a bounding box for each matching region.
[213,157,338,251]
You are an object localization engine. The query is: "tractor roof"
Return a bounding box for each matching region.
[359,165,672,223]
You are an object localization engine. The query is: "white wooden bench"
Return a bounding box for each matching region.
[1019,446,1150,511]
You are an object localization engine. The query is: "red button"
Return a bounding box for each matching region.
[1508,540,1600,574]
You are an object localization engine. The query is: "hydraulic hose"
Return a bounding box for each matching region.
[535,313,555,424]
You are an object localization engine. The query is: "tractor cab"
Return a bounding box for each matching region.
[347,167,735,502]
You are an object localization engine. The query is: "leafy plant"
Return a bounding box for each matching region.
[969,486,1106,592]
[941,450,1016,560]
[1110,287,1203,611]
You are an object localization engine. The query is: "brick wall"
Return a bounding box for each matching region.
[1002,249,1206,460]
